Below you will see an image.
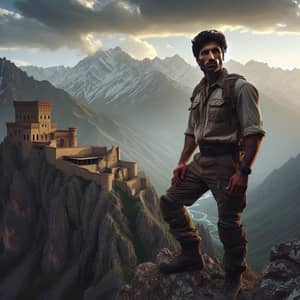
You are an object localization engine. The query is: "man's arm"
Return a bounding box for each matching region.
[227,82,266,195]
[241,135,263,169]
[172,134,197,186]
[178,134,198,165]
[226,135,263,195]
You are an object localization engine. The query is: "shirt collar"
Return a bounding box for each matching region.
[204,68,228,89]
[215,68,228,88]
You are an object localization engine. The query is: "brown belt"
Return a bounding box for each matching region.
[199,143,238,156]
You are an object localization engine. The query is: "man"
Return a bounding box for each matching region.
[159,30,265,300]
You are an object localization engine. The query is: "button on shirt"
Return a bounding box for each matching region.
[185,69,266,145]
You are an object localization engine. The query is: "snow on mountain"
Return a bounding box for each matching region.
[142,54,199,88]
[22,48,300,113]
[22,47,197,106]
[23,65,70,87]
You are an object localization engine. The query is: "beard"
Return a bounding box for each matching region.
[200,58,223,75]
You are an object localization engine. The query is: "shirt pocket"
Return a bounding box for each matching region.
[188,93,201,111]
[207,98,227,123]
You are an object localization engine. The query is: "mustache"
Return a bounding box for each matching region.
[206,59,217,64]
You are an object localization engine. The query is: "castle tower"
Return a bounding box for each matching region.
[68,128,78,147]
[6,100,57,143]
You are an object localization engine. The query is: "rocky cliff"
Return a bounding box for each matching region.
[0,139,177,300]
[117,240,300,300]
[117,248,260,300]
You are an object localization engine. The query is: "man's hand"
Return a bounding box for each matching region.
[172,163,187,186]
[226,170,248,196]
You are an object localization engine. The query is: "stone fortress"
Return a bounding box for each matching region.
[6,100,149,194]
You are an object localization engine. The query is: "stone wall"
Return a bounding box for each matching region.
[6,121,56,144]
[90,146,108,156]
[118,160,138,178]
[46,157,113,192]
[111,167,128,181]
[44,146,142,193]
[106,147,119,168]
[113,177,149,196]
[79,164,98,172]
[49,146,94,159]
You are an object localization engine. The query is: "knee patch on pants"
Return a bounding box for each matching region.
[217,220,248,249]
[160,195,199,243]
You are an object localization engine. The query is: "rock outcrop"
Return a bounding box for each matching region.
[117,248,260,300]
[253,240,300,300]
[117,240,300,300]
[0,139,177,300]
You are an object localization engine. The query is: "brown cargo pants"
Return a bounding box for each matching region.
[160,152,248,273]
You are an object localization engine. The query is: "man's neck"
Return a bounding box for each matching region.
[205,68,223,86]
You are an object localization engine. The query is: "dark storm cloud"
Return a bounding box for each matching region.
[0,0,143,51]
[0,0,300,50]
[0,10,80,49]
[14,0,143,34]
[126,0,300,33]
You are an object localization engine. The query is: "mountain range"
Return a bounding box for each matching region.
[0,57,175,193]
[22,48,300,188]
[244,152,300,270]
[1,48,300,272]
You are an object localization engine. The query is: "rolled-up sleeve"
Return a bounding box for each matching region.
[184,110,195,136]
[237,82,266,137]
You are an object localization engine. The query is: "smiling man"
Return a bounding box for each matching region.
[159,30,266,300]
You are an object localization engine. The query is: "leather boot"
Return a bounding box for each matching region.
[222,270,242,300]
[159,241,205,274]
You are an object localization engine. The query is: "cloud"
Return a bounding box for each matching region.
[81,33,103,53]
[119,36,157,59]
[11,59,30,66]
[0,6,103,53]
[76,0,97,9]
[1,0,300,51]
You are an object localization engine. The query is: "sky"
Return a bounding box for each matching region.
[1,0,300,69]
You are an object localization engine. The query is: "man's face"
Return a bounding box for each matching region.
[197,42,223,74]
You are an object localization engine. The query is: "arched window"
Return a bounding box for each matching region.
[33,134,35,141]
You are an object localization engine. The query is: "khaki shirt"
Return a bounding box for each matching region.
[185,68,266,145]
